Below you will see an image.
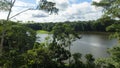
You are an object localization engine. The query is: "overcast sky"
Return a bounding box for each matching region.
[0,0,102,23]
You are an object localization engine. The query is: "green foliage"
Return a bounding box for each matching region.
[25,20,115,32]
[92,0,120,18]
[95,58,115,68]
[108,44,120,67]
[85,54,95,68]
[37,0,59,14]
[0,0,59,14]
[37,30,49,34]
[0,20,36,68]
[0,21,81,68]
[0,20,101,68]
[3,22,36,53]
[73,53,82,61]
[0,0,12,11]
[106,22,120,40]
[52,23,80,46]
[24,43,56,68]
[94,44,120,68]
[71,53,85,68]
[92,1,120,68]
[92,0,120,68]
[85,54,95,62]
[48,23,80,67]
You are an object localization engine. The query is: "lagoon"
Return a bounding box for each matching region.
[37,33,117,59]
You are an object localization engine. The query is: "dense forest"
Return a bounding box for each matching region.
[0,20,96,68]
[0,19,120,68]
[24,17,117,32]
[0,0,120,68]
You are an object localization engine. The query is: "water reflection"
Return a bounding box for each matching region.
[71,33,117,58]
[37,33,117,58]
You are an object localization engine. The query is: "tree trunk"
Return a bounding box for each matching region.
[69,44,71,68]
[0,0,16,56]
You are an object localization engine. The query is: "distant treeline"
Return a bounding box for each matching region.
[24,19,117,32]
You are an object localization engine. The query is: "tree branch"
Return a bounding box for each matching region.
[0,0,16,56]
[7,0,16,20]
[9,8,33,19]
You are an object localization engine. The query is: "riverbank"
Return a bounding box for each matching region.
[36,30,50,34]
[37,30,114,35]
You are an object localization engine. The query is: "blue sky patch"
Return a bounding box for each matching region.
[21,0,36,4]
[70,0,91,4]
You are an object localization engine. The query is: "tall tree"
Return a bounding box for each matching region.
[93,0,120,68]
[51,23,80,67]
[0,0,58,56]
[0,0,16,56]
[0,21,36,68]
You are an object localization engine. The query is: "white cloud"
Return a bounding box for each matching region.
[53,0,70,10]
[0,0,103,22]
[0,12,8,19]
[92,0,101,3]
[56,2,102,22]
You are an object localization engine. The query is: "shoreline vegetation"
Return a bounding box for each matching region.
[36,30,50,34]
[0,21,118,68]
[0,0,120,67]
[37,30,114,35]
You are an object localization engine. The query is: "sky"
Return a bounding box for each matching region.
[0,0,102,23]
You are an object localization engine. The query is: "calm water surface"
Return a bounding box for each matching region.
[37,33,117,59]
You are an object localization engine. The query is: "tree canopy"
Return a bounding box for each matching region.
[92,0,120,19]
[93,0,120,68]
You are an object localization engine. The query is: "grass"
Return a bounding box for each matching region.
[37,30,50,34]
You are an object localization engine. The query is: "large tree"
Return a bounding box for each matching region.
[93,0,120,40]
[93,0,120,68]
[0,0,58,67]
[51,23,80,66]
[0,0,58,56]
